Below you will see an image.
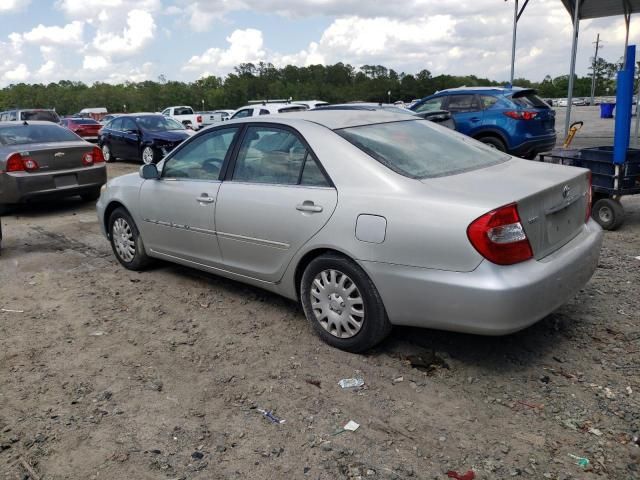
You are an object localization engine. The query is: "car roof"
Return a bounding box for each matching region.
[0,120,63,126]
[433,86,534,94]
[226,110,417,130]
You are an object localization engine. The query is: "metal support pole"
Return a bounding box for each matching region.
[510,0,518,84]
[590,34,600,105]
[565,0,581,138]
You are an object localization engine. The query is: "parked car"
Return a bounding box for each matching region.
[313,103,455,129]
[98,114,194,164]
[410,87,556,159]
[161,106,203,130]
[230,102,307,120]
[0,121,106,214]
[0,109,60,123]
[97,110,602,352]
[557,99,569,107]
[572,98,587,106]
[60,117,102,142]
[198,110,235,126]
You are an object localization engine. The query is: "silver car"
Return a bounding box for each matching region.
[0,121,107,214]
[97,111,602,352]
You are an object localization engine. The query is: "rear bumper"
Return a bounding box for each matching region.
[361,219,603,335]
[510,134,557,157]
[0,166,107,204]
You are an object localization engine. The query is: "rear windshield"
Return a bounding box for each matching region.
[71,118,99,125]
[337,120,508,179]
[174,107,194,115]
[278,106,307,113]
[19,110,60,122]
[510,91,549,108]
[0,124,79,146]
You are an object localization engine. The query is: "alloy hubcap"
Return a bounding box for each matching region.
[112,217,135,262]
[142,147,154,164]
[102,145,110,160]
[311,269,364,339]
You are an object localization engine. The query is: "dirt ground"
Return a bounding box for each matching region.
[1,155,640,480]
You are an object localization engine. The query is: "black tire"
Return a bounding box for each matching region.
[108,207,151,270]
[477,136,506,152]
[102,143,115,163]
[141,145,157,165]
[300,253,391,353]
[81,188,101,202]
[592,198,625,230]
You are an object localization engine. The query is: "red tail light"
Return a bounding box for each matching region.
[196,115,202,123]
[82,147,105,166]
[585,172,592,223]
[504,111,538,120]
[467,203,533,265]
[5,152,39,172]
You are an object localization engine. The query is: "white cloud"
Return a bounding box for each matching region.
[37,60,56,76]
[105,61,154,84]
[19,21,84,46]
[83,55,109,70]
[0,0,30,12]
[92,9,156,56]
[184,29,266,74]
[3,64,30,82]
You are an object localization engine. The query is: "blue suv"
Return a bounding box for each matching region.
[410,87,556,159]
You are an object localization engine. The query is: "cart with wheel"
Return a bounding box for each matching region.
[539,146,640,230]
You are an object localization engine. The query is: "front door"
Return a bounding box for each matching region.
[215,125,337,282]
[138,127,240,266]
[119,117,141,161]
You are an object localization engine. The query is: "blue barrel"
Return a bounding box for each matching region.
[600,103,616,118]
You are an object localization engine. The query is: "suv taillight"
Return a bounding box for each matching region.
[585,172,592,223]
[5,152,39,172]
[196,115,202,123]
[504,111,538,120]
[467,203,533,265]
[82,147,105,166]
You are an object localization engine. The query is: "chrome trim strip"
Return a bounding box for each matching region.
[545,192,584,215]
[216,231,290,249]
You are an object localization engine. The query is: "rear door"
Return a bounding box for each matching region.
[215,124,337,282]
[119,117,140,160]
[107,118,125,157]
[445,94,483,135]
[138,126,241,266]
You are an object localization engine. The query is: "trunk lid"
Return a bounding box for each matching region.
[509,89,556,135]
[18,141,96,172]
[421,158,590,260]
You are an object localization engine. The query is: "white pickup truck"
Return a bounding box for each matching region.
[161,106,203,130]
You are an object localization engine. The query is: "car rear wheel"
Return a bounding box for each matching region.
[102,143,114,163]
[478,136,506,152]
[300,253,391,352]
[141,146,156,165]
[592,198,624,230]
[108,207,151,270]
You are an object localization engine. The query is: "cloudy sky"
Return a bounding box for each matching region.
[0,0,636,87]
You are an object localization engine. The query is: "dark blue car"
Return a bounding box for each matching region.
[98,114,193,164]
[410,87,556,159]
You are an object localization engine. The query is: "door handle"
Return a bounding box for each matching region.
[196,194,215,204]
[296,202,323,213]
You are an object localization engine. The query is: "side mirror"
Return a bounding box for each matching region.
[140,163,159,180]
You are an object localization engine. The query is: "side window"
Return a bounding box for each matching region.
[110,118,123,131]
[9,111,17,121]
[480,95,499,110]
[300,155,330,187]
[163,127,238,181]
[231,109,252,120]
[414,97,445,113]
[162,109,170,116]
[121,118,137,131]
[447,95,480,113]
[259,109,270,115]
[232,126,308,185]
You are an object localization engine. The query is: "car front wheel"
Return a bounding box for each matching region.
[300,253,391,352]
[102,143,114,163]
[108,207,151,270]
[141,146,156,164]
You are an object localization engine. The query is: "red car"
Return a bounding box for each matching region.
[60,118,102,142]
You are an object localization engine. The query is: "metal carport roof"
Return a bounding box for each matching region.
[560,0,640,19]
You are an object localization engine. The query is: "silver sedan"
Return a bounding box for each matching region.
[97,111,602,352]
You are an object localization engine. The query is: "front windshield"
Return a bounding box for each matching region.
[337,119,509,179]
[136,116,185,131]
